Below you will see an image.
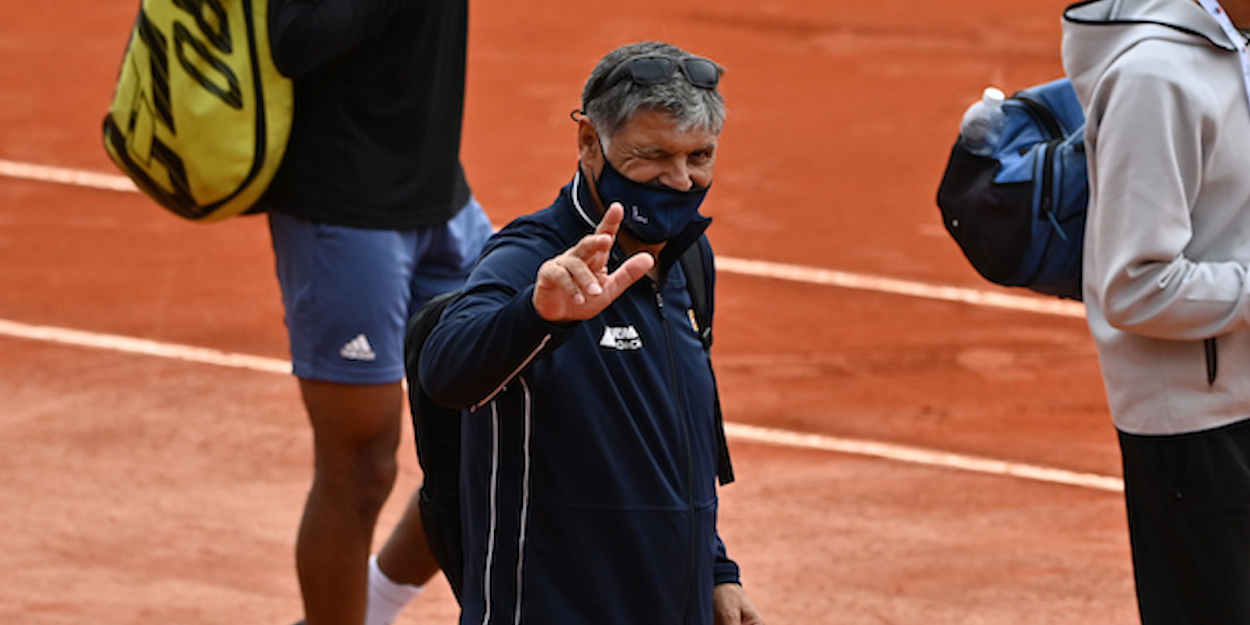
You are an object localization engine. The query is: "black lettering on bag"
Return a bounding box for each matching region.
[173,0,232,54]
[137,12,175,132]
[173,22,243,109]
[148,139,196,207]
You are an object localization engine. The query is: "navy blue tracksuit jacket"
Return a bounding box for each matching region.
[420,172,740,624]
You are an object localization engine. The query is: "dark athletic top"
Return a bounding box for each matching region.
[262,0,471,229]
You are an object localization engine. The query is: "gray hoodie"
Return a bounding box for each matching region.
[1064,0,1250,435]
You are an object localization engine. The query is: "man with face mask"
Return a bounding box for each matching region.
[417,41,764,625]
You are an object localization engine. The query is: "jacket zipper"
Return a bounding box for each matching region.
[654,283,698,621]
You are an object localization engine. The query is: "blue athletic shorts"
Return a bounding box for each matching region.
[269,197,494,384]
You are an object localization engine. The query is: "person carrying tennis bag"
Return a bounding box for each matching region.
[102,0,292,221]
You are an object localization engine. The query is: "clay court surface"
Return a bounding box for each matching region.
[0,0,1142,623]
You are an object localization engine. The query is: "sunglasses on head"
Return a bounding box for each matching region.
[584,54,720,103]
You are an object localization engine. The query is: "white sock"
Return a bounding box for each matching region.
[366,553,425,625]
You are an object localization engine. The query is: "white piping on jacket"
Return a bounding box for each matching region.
[478,380,535,624]
[473,335,551,412]
[512,378,533,625]
[480,401,501,625]
[570,170,598,229]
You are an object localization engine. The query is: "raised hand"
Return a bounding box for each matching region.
[532,202,655,322]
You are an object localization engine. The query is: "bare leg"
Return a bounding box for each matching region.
[376,492,441,586]
[296,379,403,625]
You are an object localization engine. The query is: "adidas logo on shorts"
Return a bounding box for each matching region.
[340,333,378,362]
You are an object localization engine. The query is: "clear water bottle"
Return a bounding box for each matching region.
[959,86,1006,156]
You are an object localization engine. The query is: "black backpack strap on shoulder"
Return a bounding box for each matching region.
[403,289,466,602]
[680,239,714,350]
[679,238,735,486]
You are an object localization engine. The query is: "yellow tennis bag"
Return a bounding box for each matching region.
[103,0,292,222]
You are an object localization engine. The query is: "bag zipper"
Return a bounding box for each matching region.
[1015,95,1065,139]
[1016,93,1070,239]
[1039,138,1068,240]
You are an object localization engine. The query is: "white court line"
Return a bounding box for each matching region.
[725,423,1123,492]
[0,315,1122,492]
[715,257,1086,319]
[0,319,290,374]
[0,159,1086,320]
[0,158,137,193]
[0,160,1117,492]
[0,314,1120,496]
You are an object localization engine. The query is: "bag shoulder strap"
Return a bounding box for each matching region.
[679,237,735,486]
[404,290,464,494]
[679,238,714,349]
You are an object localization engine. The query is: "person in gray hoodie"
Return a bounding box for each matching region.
[1064,0,1250,621]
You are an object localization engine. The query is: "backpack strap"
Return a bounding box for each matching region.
[680,239,714,350]
[679,237,735,486]
[403,289,467,601]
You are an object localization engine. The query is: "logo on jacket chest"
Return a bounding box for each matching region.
[600,325,643,351]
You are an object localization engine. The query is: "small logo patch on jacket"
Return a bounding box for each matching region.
[600,325,642,351]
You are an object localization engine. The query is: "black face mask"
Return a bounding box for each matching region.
[593,148,710,244]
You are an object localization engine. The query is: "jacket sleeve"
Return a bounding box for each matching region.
[268,0,406,77]
[714,532,741,586]
[1084,54,1250,340]
[419,232,578,410]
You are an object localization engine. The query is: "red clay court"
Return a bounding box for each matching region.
[0,0,1139,623]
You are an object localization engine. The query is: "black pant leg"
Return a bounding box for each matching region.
[1120,420,1250,625]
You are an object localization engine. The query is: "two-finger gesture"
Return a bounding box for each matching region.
[533,203,655,322]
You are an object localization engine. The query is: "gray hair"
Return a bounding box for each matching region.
[580,41,726,140]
